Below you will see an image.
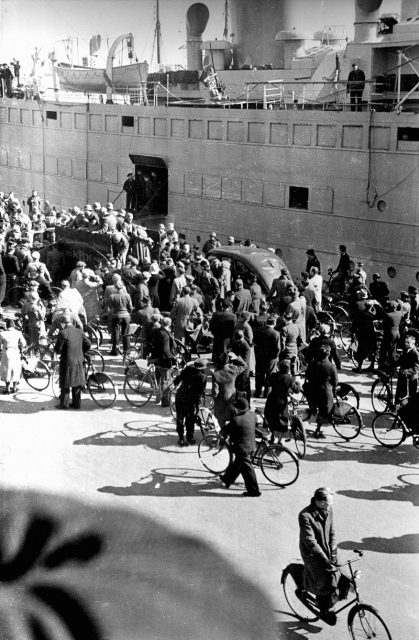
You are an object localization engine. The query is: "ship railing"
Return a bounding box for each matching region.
[244,79,386,111]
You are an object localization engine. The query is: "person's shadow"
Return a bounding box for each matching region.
[98,467,243,498]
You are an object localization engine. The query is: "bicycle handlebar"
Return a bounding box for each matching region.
[333,549,363,570]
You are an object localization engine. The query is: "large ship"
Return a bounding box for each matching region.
[0,0,418,290]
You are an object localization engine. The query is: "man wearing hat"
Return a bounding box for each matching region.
[219,397,261,497]
[347,62,365,112]
[123,173,136,212]
[408,286,419,327]
[202,231,220,255]
[174,360,208,446]
[227,236,235,246]
[305,248,321,275]
[54,313,92,409]
[369,273,389,308]
[395,333,419,404]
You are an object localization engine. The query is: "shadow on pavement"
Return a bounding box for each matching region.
[337,473,419,506]
[275,617,323,638]
[303,441,419,467]
[0,390,55,413]
[97,469,239,497]
[339,533,419,554]
[73,421,179,450]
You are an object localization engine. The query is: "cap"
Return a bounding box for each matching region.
[408,286,418,295]
[372,273,380,279]
[194,359,206,369]
[107,203,114,210]
[127,172,133,177]
[228,236,234,243]
[150,263,160,275]
[210,231,216,238]
[357,261,364,266]
[93,202,101,210]
[233,397,249,412]
[306,248,314,255]
[84,204,92,211]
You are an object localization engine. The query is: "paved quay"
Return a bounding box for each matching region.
[0,352,418,639]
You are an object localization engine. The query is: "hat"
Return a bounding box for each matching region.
[185,274,194,282]
[194,359,206,369]
[233,397,249,412]
[372,273,380,279]
[107,203,114,210]
[306,248,314,255]
[228,236,234,243]
[167,222,175,231]
[127,172,133,177]
[117,209,126,217]
[408,286,418,295]
[127,256,139,266]
[93,202,101,210]
[357,261,364,266]
[84,204,92,211]
[150,263,160,275]
[358,289,368,299]
[210,231,216,238]
[158,223,166,230]
[100,207,109,216]
[400,291,409,299]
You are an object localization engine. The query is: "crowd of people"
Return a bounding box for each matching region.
[1,187,419,480]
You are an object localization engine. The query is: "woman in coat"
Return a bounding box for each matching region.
[0,318,26,393]
[304,344,338,438]
[264,359,301,443]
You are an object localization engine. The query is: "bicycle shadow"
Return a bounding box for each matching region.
[275,615,323,638]
[339,533,419,554]
[73,420,178,450]
[337,473,419,506]
[0,390,55,414]
[303,440,418,467]
[97,468,243,498]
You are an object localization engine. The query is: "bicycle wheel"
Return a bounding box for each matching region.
[86,349,105,373]
[197,407,219,436]
[348,603,393,640]
[282,564,319,622]
[22,358,51,391]
[260,444,299,487]
[85,324,100,351]
[372,412,404,448]
[51,363,60,398]
[174,339,189,368]
[371,378,391,413]
[332,401,362,440]
[336,382,360,410]
[123,369,154,408]
[87,372,117,408]
[198,434,231,474]
[122,345,143,367]
[290,415,307,459]
[331,305,351,341]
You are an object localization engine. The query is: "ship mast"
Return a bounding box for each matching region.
[155,0,162,65]
[223,0,228,39]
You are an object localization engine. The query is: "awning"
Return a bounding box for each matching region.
[129,155,167,169]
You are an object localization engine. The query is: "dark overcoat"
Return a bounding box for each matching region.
[305,357,337,418]
[299,499,337,595]
[55,325,91,388]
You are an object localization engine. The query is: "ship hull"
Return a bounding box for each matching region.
[0,97,418,291]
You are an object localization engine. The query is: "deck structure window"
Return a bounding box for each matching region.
[289,186,308,210]
[46,111,57,120]
[397,127,419,141]
[122,116,134,127]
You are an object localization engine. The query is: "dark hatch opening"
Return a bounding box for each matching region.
[128,154,168,217]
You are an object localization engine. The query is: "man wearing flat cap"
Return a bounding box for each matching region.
[219,397,261,497]
[202,231,220,255]
[123,173,136,212]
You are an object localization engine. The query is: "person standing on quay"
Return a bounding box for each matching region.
[54,314,91,410]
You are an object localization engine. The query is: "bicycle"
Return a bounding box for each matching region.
[52,349,115,408]
[372,410,419,448]
[282,550,393,638]
[330,396,363,441]
[169,390,218,436]
[21,350,51,392]
[123,359,179,408]
[198,426,299,487]
[371,369,396,413]
[254,403,307,460]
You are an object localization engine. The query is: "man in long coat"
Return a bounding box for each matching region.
[299,487,338,624]
[219,397,261,497]
[54,314,91,409]
[212,354,247,428]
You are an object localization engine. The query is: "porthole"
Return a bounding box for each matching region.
[387,266,397,279]
[275,248,283,258]
[377,200,387,212]
[416,271,419,283]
